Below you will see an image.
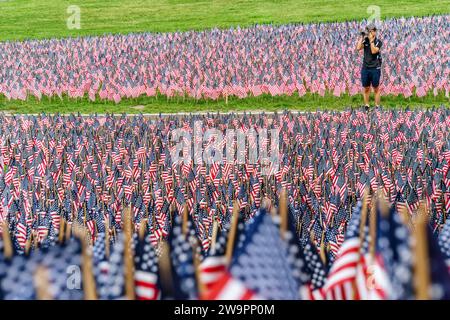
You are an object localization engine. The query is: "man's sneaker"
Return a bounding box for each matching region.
[364,104,370,111]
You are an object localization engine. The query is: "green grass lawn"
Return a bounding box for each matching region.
[0,0,448,113]
[0,0,449,41]
[0,92,447,114]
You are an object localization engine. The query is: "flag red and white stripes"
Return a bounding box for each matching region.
[134,270,160,300]
[199,256,227,293]
[203,273,262,300]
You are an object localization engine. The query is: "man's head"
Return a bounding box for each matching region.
[366,23,377,37]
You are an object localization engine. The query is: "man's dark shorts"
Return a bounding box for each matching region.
[361,67,381,88]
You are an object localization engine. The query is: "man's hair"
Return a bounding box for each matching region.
[366,23,377,31]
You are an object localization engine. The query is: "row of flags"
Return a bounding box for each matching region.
[1,185,450,300]
[0,15,448,102]
[0,108,449,299]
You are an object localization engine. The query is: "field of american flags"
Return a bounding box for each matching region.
[1,15,449,102]
[1,0,450,304]
[0,15,449,113]
[0,109,449,300]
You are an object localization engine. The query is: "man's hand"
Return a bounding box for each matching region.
[369,35,380,54]
[356,36,364,51]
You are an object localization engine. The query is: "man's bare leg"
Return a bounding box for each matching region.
[363,86,370,106]
[374,86,381,106]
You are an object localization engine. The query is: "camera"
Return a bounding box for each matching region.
[360,31,368,38]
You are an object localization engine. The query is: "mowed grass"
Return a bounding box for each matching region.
[0,0,449,41]
[0,92,447,114]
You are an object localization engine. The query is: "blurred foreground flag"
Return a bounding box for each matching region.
[424,220,450,299]
[134,231,161,300]
[323,200,367,299]
[203,209,300,300]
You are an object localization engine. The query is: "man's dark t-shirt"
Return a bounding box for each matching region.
[362,37,382,69]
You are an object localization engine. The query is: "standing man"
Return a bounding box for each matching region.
[356,23,383,110]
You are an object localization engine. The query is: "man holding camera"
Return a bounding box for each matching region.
[356,23,383,110]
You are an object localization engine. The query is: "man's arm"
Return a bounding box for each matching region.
[356,37,364,51]
[370,39,382,54]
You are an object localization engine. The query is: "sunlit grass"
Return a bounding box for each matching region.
[0,91,447,114]
[0,0,449,41]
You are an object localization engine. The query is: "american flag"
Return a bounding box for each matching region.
[199,224,229,295]
[207,209,300,300]
[323,200,370,300]
[134,232,161,300]
[92,232,111,299]
[0,109,449,299]
[167,214,199,300]
[376,203,414,299]
[283,205,329,300]
[105,233,126,300]
[438,218,450,273]
[425,222,450,299]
